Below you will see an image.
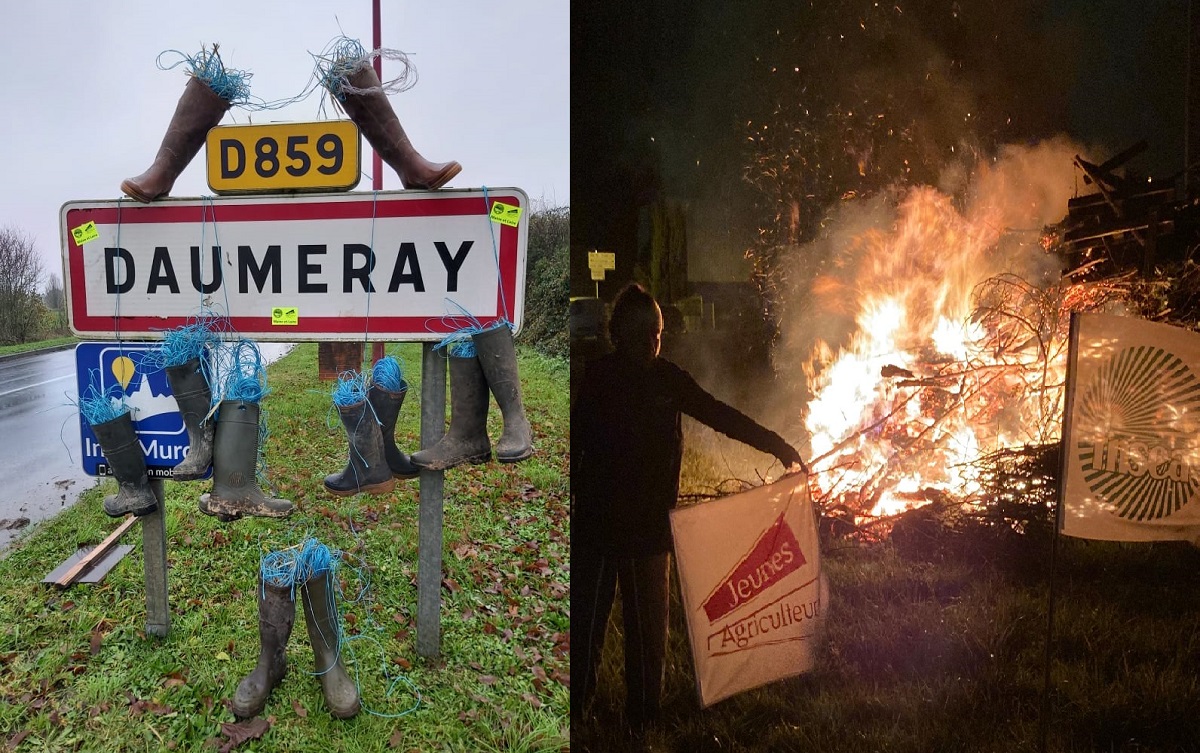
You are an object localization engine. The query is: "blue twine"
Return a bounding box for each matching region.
[332,370,370,407]
[431,301,486,358]
[311,36,418,105]
[481,186,513,324]
[370,356,405,392]
[219,339,269,403]
[79,369,128,426]
[156,46,253,105]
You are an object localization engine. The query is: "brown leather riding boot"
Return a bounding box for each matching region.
[121,76,231,202]
[335,65,461,190]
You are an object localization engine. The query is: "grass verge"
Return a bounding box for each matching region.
[0,342,568,752]
[0,336,78,358]
[574,425,1200,753]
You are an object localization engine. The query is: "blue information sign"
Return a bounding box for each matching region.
[75,343,207,478]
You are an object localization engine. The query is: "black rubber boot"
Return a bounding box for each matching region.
[473,325,533,463]
[92,412,158,517]
[231,578,295,719]
[323,399,396,497]
[368,384,419,479]
[165,358,214,481]
[301,568,360,719]
[199,401,293,520]
[409,355,491,471]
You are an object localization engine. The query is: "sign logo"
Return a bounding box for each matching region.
[75,343,195,477]
[1075,345,1200,520]
[701,513,806,623]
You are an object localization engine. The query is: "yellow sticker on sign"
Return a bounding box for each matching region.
[71,221,99,245]
[271,307,299,326]
[490,201,523,227]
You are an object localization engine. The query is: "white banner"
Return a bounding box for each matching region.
[669,473,824,707]
[1061,312,1200,541]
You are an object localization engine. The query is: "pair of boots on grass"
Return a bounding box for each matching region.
[92,357,291,521]
[232,561,359,720]
[324,326,532,496]
[121,46,459,203]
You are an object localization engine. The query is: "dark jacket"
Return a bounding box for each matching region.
[572,351,795,556]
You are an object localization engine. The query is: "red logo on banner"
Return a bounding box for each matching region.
[702,513,806,622]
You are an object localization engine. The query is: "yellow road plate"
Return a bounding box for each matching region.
[205,121,361,194]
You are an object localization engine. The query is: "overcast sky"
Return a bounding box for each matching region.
[0,1,569,291]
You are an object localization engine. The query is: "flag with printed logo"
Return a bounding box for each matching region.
[1060,312,1200,541]
[669,472,825,707]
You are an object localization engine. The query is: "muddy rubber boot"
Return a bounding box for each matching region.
[165,358,214,481]
[231,578,296,719]
[324,399,397,496]
[409,355,491,471]
[300,568,360,719]
[334,65,461,190]
[473,325,533,463]
[368,384,419,479]
[199,401,293,520]
[120,77,232,202]
[92,412,158,517]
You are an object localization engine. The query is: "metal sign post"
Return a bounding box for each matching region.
[142,479,169,637]
[588,250,615,298]
[417,344,446,658]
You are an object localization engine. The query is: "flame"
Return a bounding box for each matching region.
[797,162,1080,523]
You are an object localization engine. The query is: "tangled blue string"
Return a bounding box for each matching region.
[311,36,418,104]
[79,370,129,427]
[219,339,269,403]
[371,356,406,392]
[332,370,370,408]
[156,46,254,105]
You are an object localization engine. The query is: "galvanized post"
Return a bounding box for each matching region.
[417,342,446,658]
[142,478,169,637]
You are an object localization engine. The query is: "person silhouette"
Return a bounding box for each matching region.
[571,282,807,730]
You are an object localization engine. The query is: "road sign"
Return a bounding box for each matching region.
[205,121,361,194]
[61,188,529,341]
[75,342,203,478]
[588,250,615,281]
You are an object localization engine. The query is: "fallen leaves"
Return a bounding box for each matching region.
[209,717,271,753]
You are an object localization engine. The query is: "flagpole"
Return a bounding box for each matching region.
[1040,313,1080,753]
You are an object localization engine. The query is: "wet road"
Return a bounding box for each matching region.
[0,348,97,550]
[0,344,294,551]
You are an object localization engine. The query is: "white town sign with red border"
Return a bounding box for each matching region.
[61,188,527,341]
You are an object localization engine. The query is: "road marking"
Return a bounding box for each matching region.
[0,374,73,399]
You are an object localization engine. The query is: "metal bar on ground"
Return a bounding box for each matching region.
[142,478,169,637]
[417,342,446,658]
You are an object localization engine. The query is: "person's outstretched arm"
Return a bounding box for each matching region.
[669,362,807,472]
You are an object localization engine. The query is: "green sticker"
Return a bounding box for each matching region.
[271,307,299,326]
[489,201,523,227]
[71,221,99,245]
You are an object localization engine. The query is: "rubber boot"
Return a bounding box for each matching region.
[301,568,360,719]
[91,412,158,517]
[165,358,214,481]
[409,355,491,471]
[368,384,420,479]
[231,578,295,719]
[199,401,293,520]
[323,399,396,496]
[473,325,533,463]
[335,65,461,190]
[120,77,232,202]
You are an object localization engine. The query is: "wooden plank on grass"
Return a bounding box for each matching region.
[54,516,137,588]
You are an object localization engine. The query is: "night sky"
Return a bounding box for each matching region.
[571,0,1192,296]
